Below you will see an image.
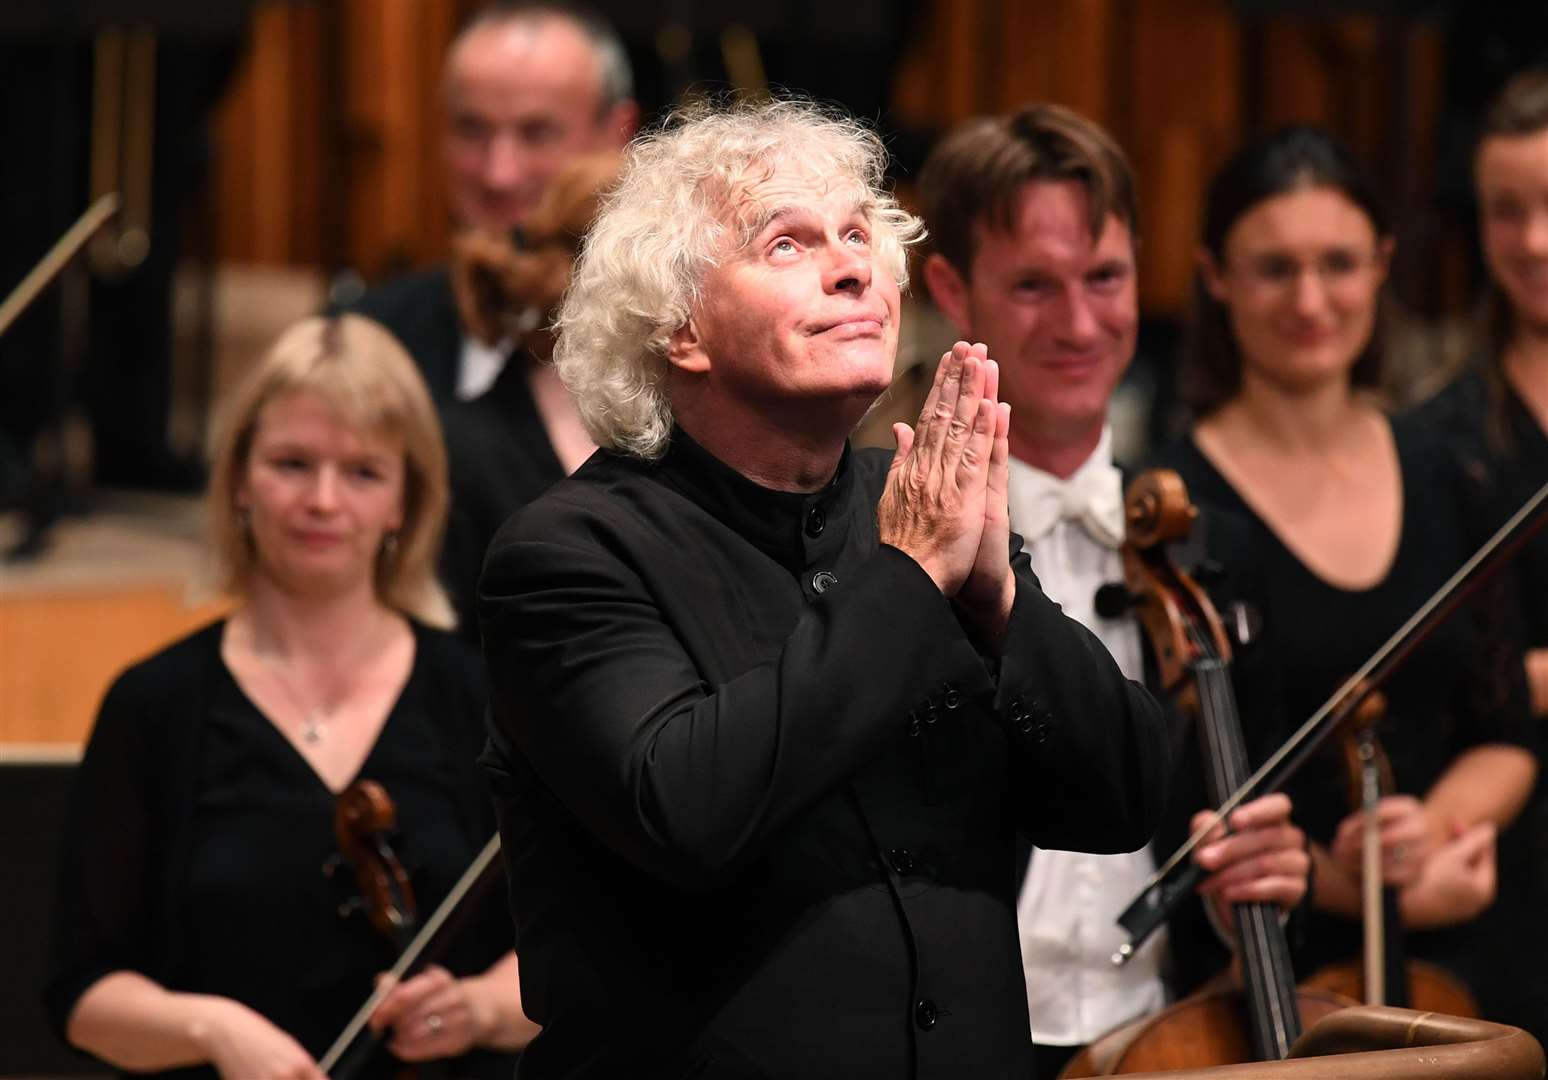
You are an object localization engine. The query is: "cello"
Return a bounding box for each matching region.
[1059,470,1348,1076]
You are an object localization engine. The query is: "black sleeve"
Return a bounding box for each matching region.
[481,520,1169,892]
[42,669,161,1037]
[995,536,1174,852]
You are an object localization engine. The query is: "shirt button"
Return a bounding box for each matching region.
[811,570,838,594]
[914,998,938,1030]
[888,848,914,875]
[804,505,826,538]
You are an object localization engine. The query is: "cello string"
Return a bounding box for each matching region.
[1141,477,1548,893]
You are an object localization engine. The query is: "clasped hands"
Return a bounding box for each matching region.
[877,342,1014,647]
[1325,795,1496,929]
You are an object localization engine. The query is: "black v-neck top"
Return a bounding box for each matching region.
[1153,419,1536,978]
[46,620,514,1078]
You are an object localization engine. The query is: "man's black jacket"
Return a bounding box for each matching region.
[479,431,1172,1079]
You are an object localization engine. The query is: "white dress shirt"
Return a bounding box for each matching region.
[456,336,514,401]
[1008,426,1170,1046]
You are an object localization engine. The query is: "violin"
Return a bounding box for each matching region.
[324,780,421,1078]
[329,780,418,952]
[448,151,622,350]
[1299,692,1480,1017]
[1059,470,1348,1077]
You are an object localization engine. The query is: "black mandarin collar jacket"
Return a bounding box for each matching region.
[480,428,1170,1079]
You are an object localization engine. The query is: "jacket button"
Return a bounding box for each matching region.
[811,570,838,593]
[1018,716,1035,735]
[914,998,938,1030]
[888,848,914,875]
[804,505,826,538]
[923,702,939,725]
[907,712,921,737]
[942,684,960,710]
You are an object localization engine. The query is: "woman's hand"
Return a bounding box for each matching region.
[1330,794,1439,888]
[196,998,323,1080]
[369,965,480,1062]
[1398,821,1497,930]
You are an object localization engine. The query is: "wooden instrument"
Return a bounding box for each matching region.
[1298,693,1480,1017]
[1060,470,1348,1076]
[1112,478,1548,964]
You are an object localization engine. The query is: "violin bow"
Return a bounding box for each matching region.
[318,833,503,1075]
[1113,476,1548,965]
[0,194,120,339]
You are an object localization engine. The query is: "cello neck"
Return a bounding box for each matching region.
[1194,659,1303,1059]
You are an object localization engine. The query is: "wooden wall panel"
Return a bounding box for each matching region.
[1127,0,1241,314]
[202,0,1447,316]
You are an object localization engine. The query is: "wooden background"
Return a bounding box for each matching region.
[205,0,1447,316]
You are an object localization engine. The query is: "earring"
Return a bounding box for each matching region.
[237,507,252,534]
[382,532,399,557]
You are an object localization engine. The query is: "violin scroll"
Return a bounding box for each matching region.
[331,780,418,949]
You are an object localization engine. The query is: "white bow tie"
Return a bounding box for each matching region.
[1014,461,1126,550]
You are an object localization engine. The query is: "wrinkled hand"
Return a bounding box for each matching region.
[1331,795,1439,889]
[200,999,323,1080]
[1192,793,1309,931]
[878,342,998,598]
[1399,821,1497,930]
[953,351,1015,645]
[369,965,481,1062]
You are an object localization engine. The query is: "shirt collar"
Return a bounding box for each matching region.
[655,426,856,572]
[1007,425,1126,549]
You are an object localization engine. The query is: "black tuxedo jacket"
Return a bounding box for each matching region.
[479,431,1171,1078]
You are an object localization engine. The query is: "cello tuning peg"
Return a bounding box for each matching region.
[1193,559,1226,586]
[1095,582,1140,618]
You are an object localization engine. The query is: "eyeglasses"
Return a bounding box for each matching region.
[1226,250,1382,293]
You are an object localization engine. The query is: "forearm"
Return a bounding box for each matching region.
[1307,842,1361,919]
[463,952,539,1051]
[66,971,238,1072]
[1424,744,1537,834]
[1527,648,1548,718]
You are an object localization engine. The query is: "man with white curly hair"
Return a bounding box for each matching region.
[478,99,1171,1078]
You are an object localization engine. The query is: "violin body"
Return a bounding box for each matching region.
[1302,957,1479,1019]
[1059,983,1350,1077]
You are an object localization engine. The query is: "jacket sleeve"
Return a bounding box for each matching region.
[481,517,1004,892]
[481,503,1170,891]
[994,536,1173,853]
[42,668,159,1037]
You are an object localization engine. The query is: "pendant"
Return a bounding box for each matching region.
[302,714,325,744]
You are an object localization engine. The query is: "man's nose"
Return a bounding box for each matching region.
[481,131,529,192]
[1521,208,1548,256]
[1058,288,1101,347]
[825,239,873,293]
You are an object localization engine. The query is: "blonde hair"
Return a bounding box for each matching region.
[207,314,455,628]
[553,97,925,459]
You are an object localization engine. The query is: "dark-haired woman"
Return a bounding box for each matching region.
[1153,126,1538,995]
[1412,69,1548,1036]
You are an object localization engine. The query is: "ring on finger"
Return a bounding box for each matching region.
[426,1013,444,1034]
